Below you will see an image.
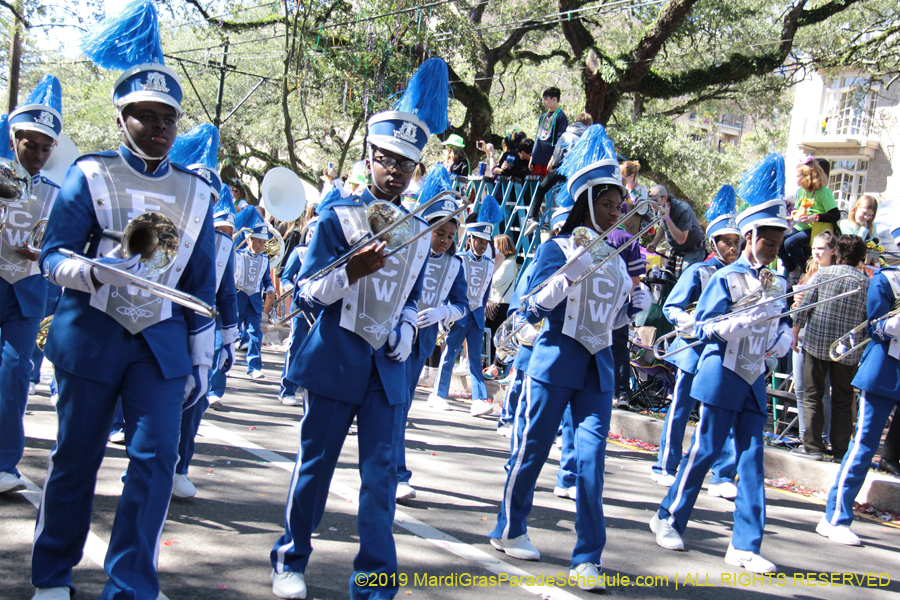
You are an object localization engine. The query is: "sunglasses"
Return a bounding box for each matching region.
[373,155,417,173]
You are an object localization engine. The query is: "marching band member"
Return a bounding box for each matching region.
[651,167,792,573]
[488,126,650,591]
[429,195,501,416]
[32,3,216,598]
[0,75,63,494]
[270,58,448,600]
[234,222,275,379]
[277,213,318,407]
[817,225,900,546]
[169,125,239,497]
[397,164,468,501]
[650,185,741,494]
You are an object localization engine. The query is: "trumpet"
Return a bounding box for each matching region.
[30,212,218,319]
[829,299,900,361]
[495,200,665,349]
[654,272,866,360]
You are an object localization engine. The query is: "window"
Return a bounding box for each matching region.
[822,75,878,137]
[828,159,868,208]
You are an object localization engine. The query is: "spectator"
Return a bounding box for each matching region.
[483,234,518,378]
[791,235,869,461]
[879,409,900,476]
[443,134,470,177]
[230,179,251,210]
[501,138,534,180]
[645,184,706,269]
[320,164,339,198]
[839,194,877,242]
[489,130,525,177]
[529,87,568,177]
[620,160,650,236]
[779,157,841,278]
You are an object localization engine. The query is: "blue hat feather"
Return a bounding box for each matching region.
[218,184,236,211]
[557,124,617,180]
[737,153,785,206]
[81,0,165,69]
[24,75,63,116]
[705,184,736,221]
[0,116,13,160]
[393,58,449,135]
[551,182,573,209]
[169,124,219,168]
[416,163,453,205]
[477,194,504,224]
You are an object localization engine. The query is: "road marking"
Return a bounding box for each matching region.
[199,421,584,600]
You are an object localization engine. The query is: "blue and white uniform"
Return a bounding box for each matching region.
[278,239,313,401]
[272,187,430,599]
[824,267,900,526]
[234,236,273,374]
[0,172,59,477]
[432,245,493,401]
[497,263,536,432]
[33,146,216,598]
[489,233,635,567]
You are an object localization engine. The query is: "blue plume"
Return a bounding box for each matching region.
[737,153,785,206]
[24,75,63,115]
[551,182,573,209]
[215,185,237,218]
[416,163,453,204]
[477,194,503,224]
[705,185,736,221]
[0,116,13,160]
[316,185,344,214]
[168,124,219,168]
[393,58,449,135]
[82,0,165,69]
[557,124,617,180]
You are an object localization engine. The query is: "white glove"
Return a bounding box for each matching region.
[562,250,594,282]
[630,286,651,312]
[882,315,900,339]
[183,365,209,410]
[767,323,792,358]
[532,274,570,311]
[49,257,97,294]
[672,309,695,331]
[386,321,414,362]
[417,305,450,329]
[707,305,772,342]
[518,323,539,345]
[92,251,146,288]
[218,342,235,372]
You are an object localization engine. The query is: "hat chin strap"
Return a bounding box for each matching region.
[748,227,764,268]
[118,109,168,162]
[587,190,602,233]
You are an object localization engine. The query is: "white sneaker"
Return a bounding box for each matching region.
[0,471,25,493]
[569,562,605,591]
[650,513,684,550]
[470,399,493,416]
[396,483,417,501]
[427,394,451,410]
[497,424,513,438]
[280,395,301,407]
[108,430,126,445]
[207,395,224,410]
[452,360,470,375]
[271,570,306,599]
[29,382,37,395]
[554,486,577,500]
[492,402,503,416]
[724,544,776,573]
[489,534,540,561]
[816,516,861,546]
[32,588,71,600]
[417,366,435,387]
[172,474,197,499]
[651,473,677,487]
[708,481,738,500]
[555,436,562,449]
[237,341,248,351]
[50,393,58,406]
[250,370,265,380]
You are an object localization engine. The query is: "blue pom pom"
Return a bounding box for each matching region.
[557,125,617,180]
[705,185,736,221]
[393,58,449,135]
[477,194,504,224]
[168,124,219,169]
[416,163,453,205]
[737,153,785,206]
[0,115,13,161]
[82,0,165,70]
[24,76,63,116]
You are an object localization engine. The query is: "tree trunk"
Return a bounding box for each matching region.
[5,0,23,114]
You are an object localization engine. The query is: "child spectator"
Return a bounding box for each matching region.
[529,87,568,177]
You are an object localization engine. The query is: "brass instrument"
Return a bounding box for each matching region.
[829,299,900,361]
[36,315,53,351]
[435,320,454,346]
[0,157,33,233]
[654,272,865,360]
[494,317,545,363]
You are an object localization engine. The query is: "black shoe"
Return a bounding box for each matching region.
[791,446,823,461]
[879,458,900,477]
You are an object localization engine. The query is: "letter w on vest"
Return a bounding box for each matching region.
[372,278,398,302]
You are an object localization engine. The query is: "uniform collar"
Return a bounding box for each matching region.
[31,172,42,186]
[119,145,170,177]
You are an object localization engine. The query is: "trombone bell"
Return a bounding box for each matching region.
[367,201,412,250]
[118,213,180,277]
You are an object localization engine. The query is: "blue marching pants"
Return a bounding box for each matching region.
[397,354,428,485]
[236,294,262,373]
[434,319,488,401]
[31,337,185,600]
[652,370,738,483]
[498,366,526,430]
[557,405,577,489]
[272,380,405,600]
[825,391,899,526]
[657,399,767,553]
[0,286,42,475]
[207,320,226,399]
[30,283,61,386]
[280,315,310,398]
[490,364,612,568]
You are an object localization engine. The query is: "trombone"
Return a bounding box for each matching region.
[29,213,218,319]
[495,199,665,349]
[654,272,866,360]
[829,299,900,361]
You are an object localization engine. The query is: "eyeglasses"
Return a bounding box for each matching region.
[373,154,417,173]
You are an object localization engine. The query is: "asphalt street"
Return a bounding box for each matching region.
[2,345,898,599]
